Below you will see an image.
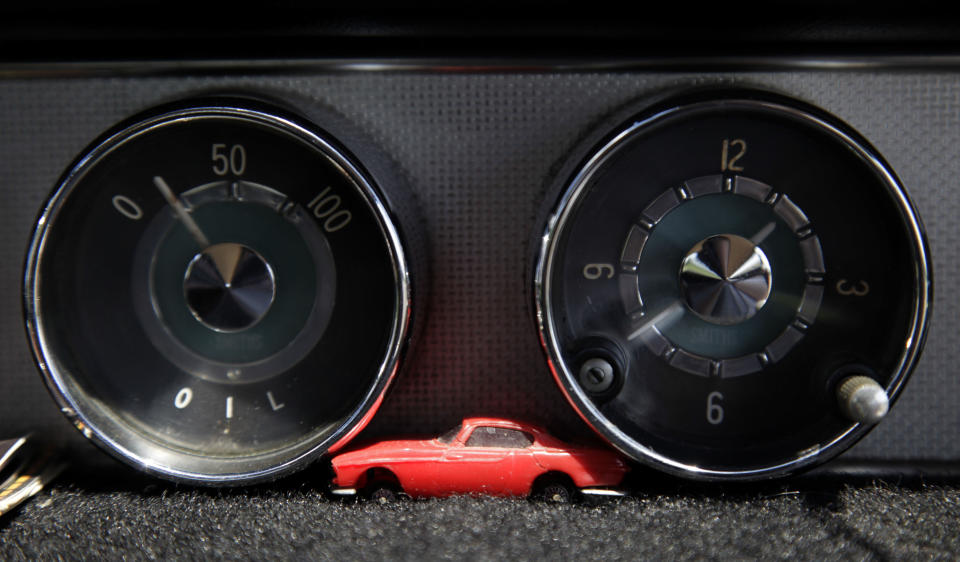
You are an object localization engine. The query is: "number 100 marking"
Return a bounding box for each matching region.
[307,187,352,232]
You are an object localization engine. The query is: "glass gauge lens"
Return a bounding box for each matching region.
[535,91,931,480]
[25,99,415,484]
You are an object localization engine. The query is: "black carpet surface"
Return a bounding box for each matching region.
[1,468,958,560]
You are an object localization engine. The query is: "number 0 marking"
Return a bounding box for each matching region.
[174,387,193,409]
[112,195,143,220]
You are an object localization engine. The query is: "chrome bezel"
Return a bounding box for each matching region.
[534,96,932,481]
[24,104,413,485]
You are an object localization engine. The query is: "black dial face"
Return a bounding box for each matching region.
[26,101,411,483]
[536,93,930,479]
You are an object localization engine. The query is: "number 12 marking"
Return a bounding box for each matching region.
[721,139,747,172]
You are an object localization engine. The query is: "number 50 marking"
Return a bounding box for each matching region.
[212,143,246,176]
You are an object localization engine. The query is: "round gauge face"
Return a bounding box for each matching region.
[25,100,413,484]
[535,92,931,480]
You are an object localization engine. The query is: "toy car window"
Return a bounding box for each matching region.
[465,427,534,448]
[437,424,462,444]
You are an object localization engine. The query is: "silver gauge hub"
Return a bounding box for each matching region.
[184,243,277,333]
[679,233,772,326]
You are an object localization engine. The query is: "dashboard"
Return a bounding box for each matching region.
[1,7,959,556]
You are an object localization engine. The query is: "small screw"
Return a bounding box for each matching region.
[579,358,615,394]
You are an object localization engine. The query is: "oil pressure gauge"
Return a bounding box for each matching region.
[535,90,931,480]
[25,97,419,484]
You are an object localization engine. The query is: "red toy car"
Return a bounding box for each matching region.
[329,417,630,501]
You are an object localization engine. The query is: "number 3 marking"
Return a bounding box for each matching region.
[836,279,870,297]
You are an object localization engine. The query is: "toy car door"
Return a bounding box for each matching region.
[437,426,529,495]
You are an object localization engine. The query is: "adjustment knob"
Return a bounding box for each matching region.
[836,376,889,425]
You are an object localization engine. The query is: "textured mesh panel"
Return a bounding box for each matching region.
[0,72,956,464]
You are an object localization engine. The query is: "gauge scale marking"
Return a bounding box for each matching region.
[25,102,413,484]
[536,94,930,479]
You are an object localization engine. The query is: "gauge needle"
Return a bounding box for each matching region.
[750,221,776,246]
[153,176,211,249]
[627,301,684,341]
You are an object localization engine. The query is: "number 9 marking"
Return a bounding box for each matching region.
[583,263,615,280]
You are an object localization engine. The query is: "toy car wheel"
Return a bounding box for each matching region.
[534,478,575,503]
[365,481,402,503]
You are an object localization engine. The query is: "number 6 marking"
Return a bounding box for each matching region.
[706,391,724,425]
